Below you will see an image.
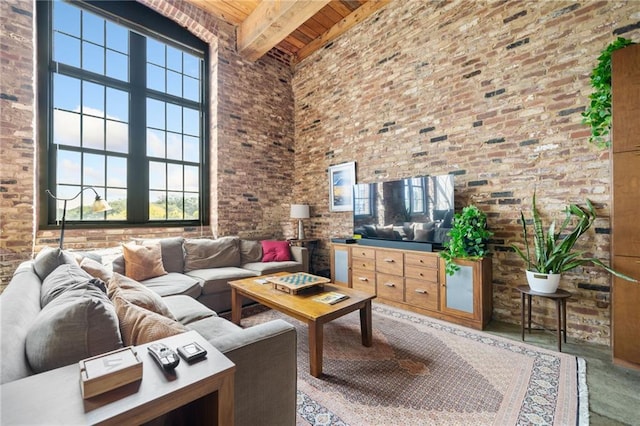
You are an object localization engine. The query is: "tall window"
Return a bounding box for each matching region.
[403,178,425,214]
[38,0,208,227]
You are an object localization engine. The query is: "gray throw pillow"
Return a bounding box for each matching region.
[26,276,123,373]
[41,263,95,307]
[183,237,241,271]
[240,239,263,263]
[33,246,77,281]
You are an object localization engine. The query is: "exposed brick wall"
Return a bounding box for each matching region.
[292,0,640,344]
[0,0,295,289]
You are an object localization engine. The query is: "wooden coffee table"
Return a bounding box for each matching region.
[229,273,376,377]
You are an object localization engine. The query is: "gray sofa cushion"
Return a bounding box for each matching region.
[33,247,77,281]
[141,272,202,299]
[40,263,95,307]
[187,316,242,342]
[240,239,263,263]
[25,266,123,373]
[140,237,185,273]
[242,261,304,275]
[185,267,258,295]
[183,237,241,271]
[107,273,176,320]
[163,295,217,325]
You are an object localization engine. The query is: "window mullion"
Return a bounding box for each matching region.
[128,32,148,223]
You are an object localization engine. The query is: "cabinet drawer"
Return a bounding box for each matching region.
[405,279,438,311]
[351,268,376,293]
[405,265,438,282]
[376,272,404,302]
[405,252,439,269]
[352,247,376,260]
[352,257,375,271]
[376,250,404,275]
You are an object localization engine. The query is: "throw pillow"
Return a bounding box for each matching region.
[26,278,123,373]
[112,291,187,346]
[414,228,435,242]
[135,237,185,273]
[122,242,167,281]
[80,256,113,282]
[40,263,95,307]
[107,273,176,320]
[183,236,241,272]
[33,246,77,281]
[261,240,292,262]
[240,239,263,263]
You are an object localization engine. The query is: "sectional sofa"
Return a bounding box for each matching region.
[0,236,306,425]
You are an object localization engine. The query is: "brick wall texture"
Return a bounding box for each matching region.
[1,0,639,344]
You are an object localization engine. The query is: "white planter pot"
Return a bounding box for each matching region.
[526,270,561,293]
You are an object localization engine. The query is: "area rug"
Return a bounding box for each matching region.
[236,303,589,426]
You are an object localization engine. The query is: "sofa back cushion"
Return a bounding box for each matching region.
[40,263,95,307]
[26,265,123,373]
[240,239,263,264]
[183,237,240,272]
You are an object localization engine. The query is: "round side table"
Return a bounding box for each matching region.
[516,285,572,352]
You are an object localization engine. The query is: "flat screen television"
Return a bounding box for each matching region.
[353,174,454,250]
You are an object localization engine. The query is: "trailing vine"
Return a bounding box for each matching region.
[582,37,635,148]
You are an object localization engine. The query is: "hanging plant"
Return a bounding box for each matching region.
[582,37,635,148]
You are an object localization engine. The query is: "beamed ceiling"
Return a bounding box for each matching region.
[184,0,390,64]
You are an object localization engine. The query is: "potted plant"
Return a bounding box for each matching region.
[440,205,493,276]
[511,192,637,293]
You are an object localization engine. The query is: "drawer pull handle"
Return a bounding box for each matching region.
[415,289,428,294]
[362,263,367,267]
[419,272,424,277]
[358,277,368,281]
[384,283,396,288]
[384,258,395,263]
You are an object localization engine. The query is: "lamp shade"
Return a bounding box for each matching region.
[290,204,310,219]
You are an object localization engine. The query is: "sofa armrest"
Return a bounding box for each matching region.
[290,245,309,273]
[209,319,297,426]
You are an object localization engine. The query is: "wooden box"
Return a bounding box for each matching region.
[79,346,143,399]
[266,272,329,294]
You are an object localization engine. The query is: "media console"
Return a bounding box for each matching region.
[330,243,492,330]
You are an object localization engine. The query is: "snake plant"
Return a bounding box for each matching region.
[511,192,637,282]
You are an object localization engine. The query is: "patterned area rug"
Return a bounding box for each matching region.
[237,303,589,426]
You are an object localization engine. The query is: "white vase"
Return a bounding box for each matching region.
[526,270,561,293]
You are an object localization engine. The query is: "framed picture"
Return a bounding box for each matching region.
[329,162,356,212]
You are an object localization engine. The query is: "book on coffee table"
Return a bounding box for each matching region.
[313,291,349,305]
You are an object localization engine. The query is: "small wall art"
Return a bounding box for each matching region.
[328,162,355,212]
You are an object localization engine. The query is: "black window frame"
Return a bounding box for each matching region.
[37,0,210,230]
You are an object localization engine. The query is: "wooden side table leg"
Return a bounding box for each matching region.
[360,300,373,347]
[218,373,235,426]
[562,299,568,344]
[556,299,562,352]
[231,289,242,325]
[309,320,323,377]
[521,292,525,341]
[527,294,532,334]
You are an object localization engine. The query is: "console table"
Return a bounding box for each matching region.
[1,331,235,425]
[289,238,319,273]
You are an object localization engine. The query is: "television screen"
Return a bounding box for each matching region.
[353,175,454,247]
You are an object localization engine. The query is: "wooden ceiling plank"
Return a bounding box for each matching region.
[295,0,391,63]
[188,0,255,25]
[238,0,331,61]
[327,1,354,18]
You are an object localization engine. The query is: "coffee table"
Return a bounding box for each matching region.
[229,273,376,377]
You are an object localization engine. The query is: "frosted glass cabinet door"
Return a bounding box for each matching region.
[444,265,474,314]
[331,244,350,287]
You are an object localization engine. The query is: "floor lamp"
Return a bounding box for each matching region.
[46,186,112,249]
[290,204,310,240]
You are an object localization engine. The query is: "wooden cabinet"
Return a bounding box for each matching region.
[330,243,492,329]
[611,43,640,369]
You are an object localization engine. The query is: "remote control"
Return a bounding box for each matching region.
[148,343,180,370]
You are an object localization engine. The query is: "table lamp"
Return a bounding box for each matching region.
[290,204,310,240]
[46,186,112,249]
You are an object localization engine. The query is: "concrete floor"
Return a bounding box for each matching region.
[484,320,640,426]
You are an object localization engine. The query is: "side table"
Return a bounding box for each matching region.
[289,238,319,273]
[517,285,572,352]
[1,330,235,425]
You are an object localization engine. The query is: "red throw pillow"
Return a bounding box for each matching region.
[261,240,292,262]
